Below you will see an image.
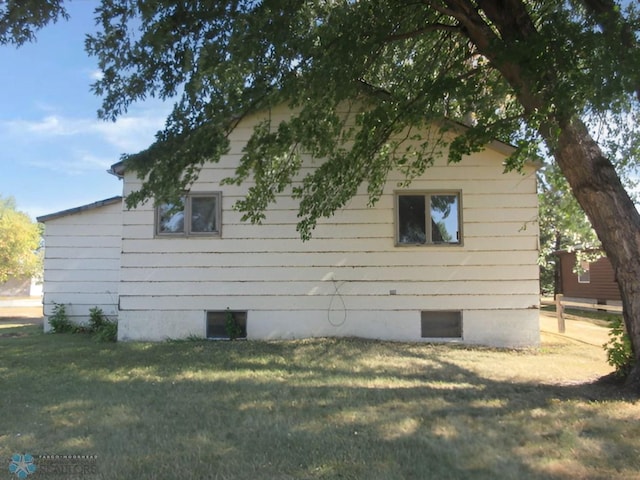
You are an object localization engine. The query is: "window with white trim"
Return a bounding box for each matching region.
[156,193,221,237]
[396,192,461,245]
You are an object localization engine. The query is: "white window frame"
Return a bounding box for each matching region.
[155,192,222,237]
[395,191,462,246]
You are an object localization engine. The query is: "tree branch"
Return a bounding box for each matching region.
[579,0,640,100]
[385,23,461,42]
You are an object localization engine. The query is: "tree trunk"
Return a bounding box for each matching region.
[443,0,640,388]
[553,119,640,390]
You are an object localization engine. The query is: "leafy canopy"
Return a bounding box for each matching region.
[3,1,639,239]
[0,0,67,46]
[0,196,42,283]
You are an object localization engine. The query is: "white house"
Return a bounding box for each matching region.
[39,107,540,346]
[37,197,122,329]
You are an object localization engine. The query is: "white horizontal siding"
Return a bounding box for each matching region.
[169,188,530,212]
[44,280,122,294]
[43,224,122,237]
[119,250,538,268]
[40,247,121,260]
[120,265,538,282]
[117,254,538,276]
[119,235,538,253]
[465,208,537,223]
[41,201,122,330]
[119,294,538,312]
[43,258,121,271]
[118,279,539,297]
[125,175,535,197]
[118,105,539,345]
[128,221,531,240]
[43,300,119,324]
[188,161,528,184]
[44,292,121,307]
[43,236,121,248]
[42,212,122,226]
[121,214,538,242]
[44,269,121,282]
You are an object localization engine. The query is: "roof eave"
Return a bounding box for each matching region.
[36,196,123,223]
[108,161,125,179]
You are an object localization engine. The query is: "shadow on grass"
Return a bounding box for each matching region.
[1,334,638,479]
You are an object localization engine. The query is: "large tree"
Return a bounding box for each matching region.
[3,1,640,385]
[0,196,41,284]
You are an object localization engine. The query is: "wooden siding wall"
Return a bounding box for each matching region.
[41,202,122,328]
[559,252,621,302]
[118,108,540,345]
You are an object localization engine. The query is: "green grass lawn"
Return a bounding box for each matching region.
[1,324,639,480]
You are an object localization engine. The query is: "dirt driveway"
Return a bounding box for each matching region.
[0,301,44,326]
[539,309,610,347]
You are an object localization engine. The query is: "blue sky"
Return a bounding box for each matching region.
[0,1,169,220]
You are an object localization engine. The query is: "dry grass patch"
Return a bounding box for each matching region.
[0,323,638,479]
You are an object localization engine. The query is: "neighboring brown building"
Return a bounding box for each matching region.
[556,250,621,304]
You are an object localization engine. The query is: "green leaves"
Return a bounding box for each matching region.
[604,316,635,379]
[0,0,68,46]
[8,1,636,240]
[0,195,41,283]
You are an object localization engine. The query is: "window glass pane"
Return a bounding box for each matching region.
[206,311,247,339]
[578,261,590,283]
[431,195,459,243]
[191,196,218,233]
[398,195,426,244]
[158,202,185,233]
[421,311,462,338]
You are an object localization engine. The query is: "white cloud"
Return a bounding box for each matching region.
[1,109,167,153]
[89,69,104,81]
[10,115,77,135]
[91,115,165,152]
[25,150,116,176]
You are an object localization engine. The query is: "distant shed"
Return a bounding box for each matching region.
[37,197,122,329]
[0,276,37,297]
[556,250,621,304]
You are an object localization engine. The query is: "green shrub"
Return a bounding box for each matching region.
[89,307,107,331]
[49,305,117,341]
[92,319,118,342]
[603,316,635,378]
[48,303,75,333]
[88,307,117,342]
[225,308,243,341]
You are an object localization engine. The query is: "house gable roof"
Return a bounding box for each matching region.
[36,196,123,223]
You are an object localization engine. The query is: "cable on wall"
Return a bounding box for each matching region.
[327,279,347,327]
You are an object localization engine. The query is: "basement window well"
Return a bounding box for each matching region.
[421,311,462,339]
[206,310,247,340]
